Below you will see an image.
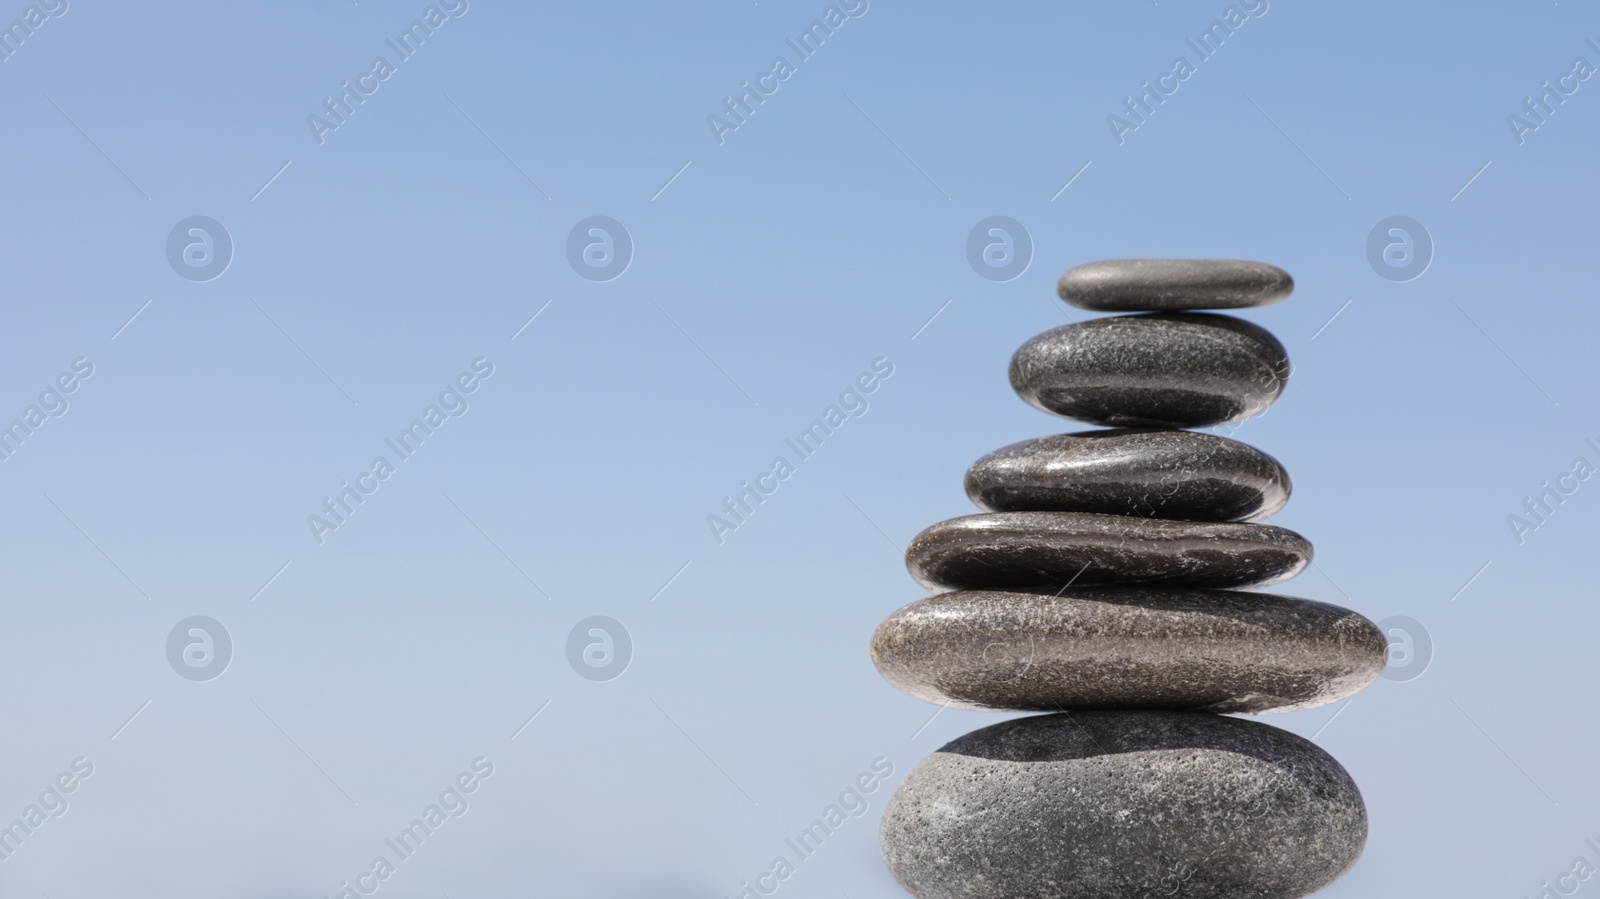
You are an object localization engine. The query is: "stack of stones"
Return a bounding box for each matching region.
[872,260,1387,899]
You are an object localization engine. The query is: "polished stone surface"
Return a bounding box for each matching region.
[1057,259,1293,311]
[881,711,1367,899]
[871,587,1383,714]
[964,428,1290,521]
[906,512,1310,591]
[1009,313,1290,428]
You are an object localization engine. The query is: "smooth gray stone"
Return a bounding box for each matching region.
[1009,313,1289,428]
[871,587,1385,714]
[1057,258,1293,311]
[881,711,1367,899]
[905,512,1310,591]
[964,428,1290,521]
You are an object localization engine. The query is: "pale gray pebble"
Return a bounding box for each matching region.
[880,711,1367,899]
[905,512,1310,591]
[1009,313,1289,428]
[965,429,1290,521]
[1057,259,1294,311]
[871,587,1385,714]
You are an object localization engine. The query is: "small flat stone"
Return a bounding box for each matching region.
[871,587,1384,713]
[965,428,1290,521]
[905,512,1310,591]
[881,711,1367,899]
[1057,258,1294,311]
[1009,313,1289,428]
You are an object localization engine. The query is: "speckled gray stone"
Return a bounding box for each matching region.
[1010,313,1290,428]
[880,711,1367,899]
[965,429,1291,521]
[871,587,1384,713]
[905,512,1310,591]
[1057,259,1294,311]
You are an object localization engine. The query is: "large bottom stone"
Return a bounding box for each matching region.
[881,712,1367,899]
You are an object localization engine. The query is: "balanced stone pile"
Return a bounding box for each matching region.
[872,260,1386,899]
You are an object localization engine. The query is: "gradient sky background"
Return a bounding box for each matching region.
[0,1,1597,896]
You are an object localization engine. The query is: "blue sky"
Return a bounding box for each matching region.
[0,1,1597,896]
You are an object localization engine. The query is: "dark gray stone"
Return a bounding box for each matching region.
[1009,313,1290,428]
[881,711,1367,899]
[905,512,1310,591]
[1057,259,1294,311]
[871,587,1385,713]
[964,428,1290,521]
